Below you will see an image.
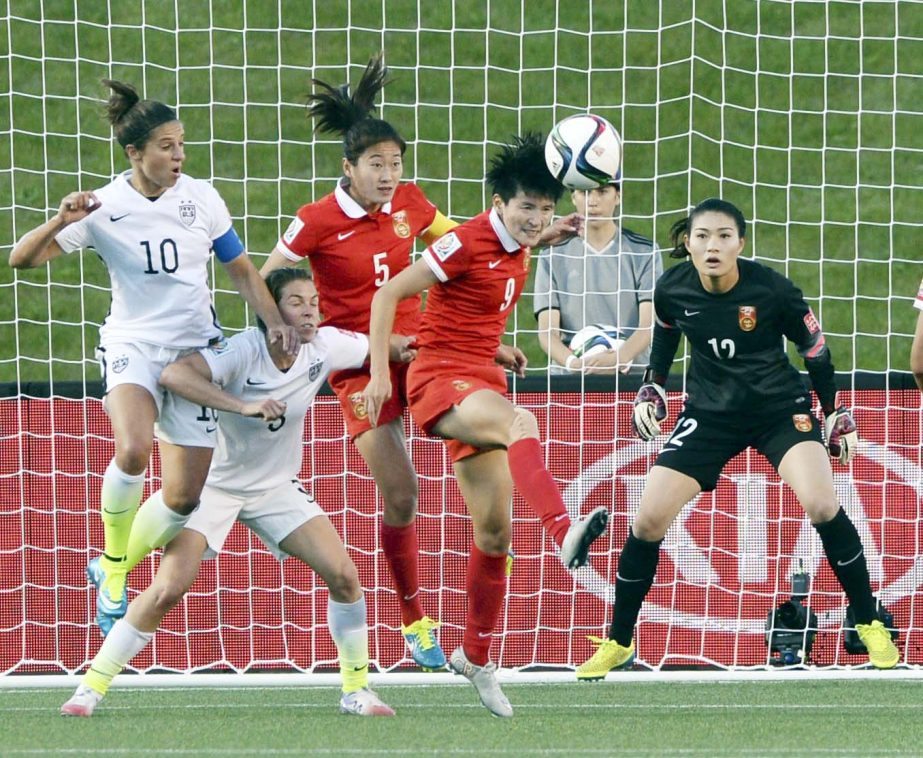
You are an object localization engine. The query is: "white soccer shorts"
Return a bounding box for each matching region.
[96,340,216,448]
[185,480,325,561]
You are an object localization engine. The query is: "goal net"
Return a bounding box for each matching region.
[2,1,922,677]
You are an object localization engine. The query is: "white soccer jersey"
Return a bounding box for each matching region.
[201,326,369,494]
[55,172,241,348]
[915,275,923,312]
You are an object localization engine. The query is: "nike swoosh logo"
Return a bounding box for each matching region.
[353,664,368,672]
[616,573,649,583]
[553,514,568,522]
[837,550,863,567]
[246,378,266,386]
[338,230,356,241]
[477,632,492,638]
[403,591,419,601]
[488,259,503,269]
[110,213,130,222]
[684,309,701,316]
[205,426,217,433]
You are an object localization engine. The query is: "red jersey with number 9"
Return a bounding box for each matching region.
[276,180,437,334]
[418,208,529,364]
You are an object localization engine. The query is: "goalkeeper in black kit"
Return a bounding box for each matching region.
[577,197,899,679]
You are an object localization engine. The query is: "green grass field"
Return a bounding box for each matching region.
[2,0,922,384]
[3,680,921,756]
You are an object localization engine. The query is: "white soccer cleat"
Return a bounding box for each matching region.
[448,646,513,718]
[339,687,396,717]
[560,506,609,570]
[60,684,103,717]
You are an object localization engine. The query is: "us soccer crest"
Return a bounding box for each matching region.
[348,392,368,420]
[308,361,323,381]
[111,355,129,374]
[792,414,813,433]
[179,201,196,226]
[392,210,411,239]
[738,305,757,331]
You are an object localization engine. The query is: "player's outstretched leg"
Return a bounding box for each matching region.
[86,556,127,638]
[560,506,609,570]
[401,616,447,670]
[449,647,513,718]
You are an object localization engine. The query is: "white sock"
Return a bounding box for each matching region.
[83,619,154,695]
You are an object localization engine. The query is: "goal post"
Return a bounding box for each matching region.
[2,1,922,679]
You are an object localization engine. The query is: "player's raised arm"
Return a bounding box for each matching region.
[160,353,286,421]
[9,191,100,269]
[363,258,438,426]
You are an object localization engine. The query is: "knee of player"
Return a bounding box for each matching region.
[380,490,418,524]
[150,576,193,613]
[474,523,511,555]
[803,494,840,525]
[509,406,539,443]
[114,442,152,475]
[632,513,671,543]
[325,559,362,603]
[161,493,200,516]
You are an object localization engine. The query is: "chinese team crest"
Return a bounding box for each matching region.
[179,201,196,226]
[392,210,411,238]
[452,379,471,392]
[738,305,757,332]
[348,392,368,420]
[792,414,813,433]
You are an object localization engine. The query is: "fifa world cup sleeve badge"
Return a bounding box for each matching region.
[738,305,757,331]
[348,391,368,420]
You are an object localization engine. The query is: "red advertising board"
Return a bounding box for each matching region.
[1,388,921,673]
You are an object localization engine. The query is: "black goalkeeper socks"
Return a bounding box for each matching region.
[814,507,877,625]
[609,530,663,646]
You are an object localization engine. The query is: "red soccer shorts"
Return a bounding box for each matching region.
[329,361,410,440]
[407,354,507,462]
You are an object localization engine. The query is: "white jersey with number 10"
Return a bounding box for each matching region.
[54,172,242,348]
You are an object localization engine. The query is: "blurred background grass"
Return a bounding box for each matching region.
[1,0,921,384]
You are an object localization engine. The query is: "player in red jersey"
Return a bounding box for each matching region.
[260,54,458,670]
[362,134,610,717]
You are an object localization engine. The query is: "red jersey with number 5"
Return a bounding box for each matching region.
[276,180,437,334]
[418,208,530,364]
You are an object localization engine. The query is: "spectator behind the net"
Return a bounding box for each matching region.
[533,180,662,374]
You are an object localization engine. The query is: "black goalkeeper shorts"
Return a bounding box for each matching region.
[653,399,825,492]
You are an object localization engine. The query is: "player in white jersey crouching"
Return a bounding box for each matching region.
[62,269,411,717]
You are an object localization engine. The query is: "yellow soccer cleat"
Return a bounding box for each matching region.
[856,620,899,669]
[576,636,635,681]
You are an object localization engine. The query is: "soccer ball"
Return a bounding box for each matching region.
[544,114,622,190]
[569,323,625,359]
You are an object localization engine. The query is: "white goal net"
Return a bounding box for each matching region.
[2,0,922,678]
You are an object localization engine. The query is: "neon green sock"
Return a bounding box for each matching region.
[124,490,191,572]
[328,597,369,693]
[82,620,153,696]
[100,459,146,560]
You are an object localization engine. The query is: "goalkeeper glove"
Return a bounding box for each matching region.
[824,406,858,465]
[632,382,668,440]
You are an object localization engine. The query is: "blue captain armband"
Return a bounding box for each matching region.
[212,227,245,263]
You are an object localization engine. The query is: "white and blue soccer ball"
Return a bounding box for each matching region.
[569,323,625,358]
[544,114,623,191]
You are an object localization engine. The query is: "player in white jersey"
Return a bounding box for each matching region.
[62,269,409,717]
[9,80,299,637]
[913,275,923,391]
